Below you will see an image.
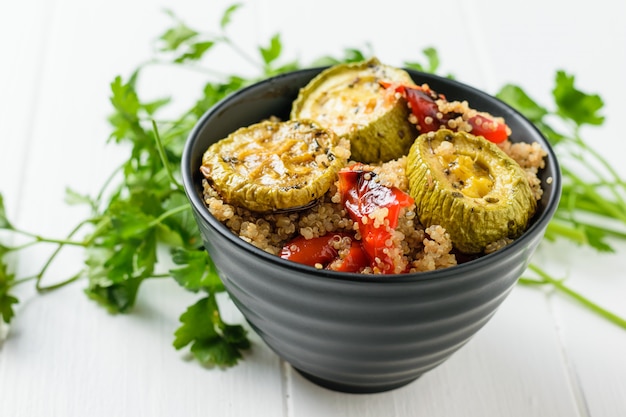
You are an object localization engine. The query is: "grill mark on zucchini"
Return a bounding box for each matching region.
[406,129,537,254]
[291,57,418,163]
[200,119,350,213]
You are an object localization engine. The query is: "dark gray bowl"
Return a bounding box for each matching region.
[181,67,561,393]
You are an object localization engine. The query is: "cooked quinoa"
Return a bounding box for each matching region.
[202,140,546,274]
[200,60,548,274]
[498,140,547,200]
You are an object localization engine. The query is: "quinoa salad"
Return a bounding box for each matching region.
[199,59,548,275]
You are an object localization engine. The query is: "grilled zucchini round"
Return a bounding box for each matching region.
[290,58,417,163]
[201,119,349,213]
[406,129,537,254]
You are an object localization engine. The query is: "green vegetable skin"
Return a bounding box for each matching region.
[291,58,417,163]
[201,120,347,212]
[406,129,536,254]
[1,3,625,368]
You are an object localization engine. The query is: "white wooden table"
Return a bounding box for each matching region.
[1,1,625,416]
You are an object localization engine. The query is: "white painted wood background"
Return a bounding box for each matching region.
[1,0,625,416]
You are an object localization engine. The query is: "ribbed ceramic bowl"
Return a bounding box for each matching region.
[181,67,561,394]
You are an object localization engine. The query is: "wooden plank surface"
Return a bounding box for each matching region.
[1,1,625,416]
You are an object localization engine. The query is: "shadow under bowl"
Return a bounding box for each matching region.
[181,67,561,394]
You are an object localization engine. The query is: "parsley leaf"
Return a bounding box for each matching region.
[309,47,370,67]
[0,195,20,324]
[553,70,605,126]
[259,33,283,70]
[496,84,549,122]
[220,3,242,29]
[170,247,224,293]
[159,11,199,51]
[497,84,566,145]
[498,73,623,252]
[65,187,97,209]
[173,41,215,64]
[84,230,156,313]
[159,194,200,248]
[173,295,250,367]
[108,75,142,144]
[404,46,441,74]
[0,257,19,324]
[0,194,14,230]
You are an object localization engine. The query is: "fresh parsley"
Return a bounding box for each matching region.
[497,72,626,328]
[1,4,625,369]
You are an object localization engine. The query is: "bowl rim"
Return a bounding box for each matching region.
[181,66,562,284]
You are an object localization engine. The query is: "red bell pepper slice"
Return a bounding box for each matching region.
[380,81,510,143]
[280,234,344,267]
[466,113,509,143]
[332,239,371,272]
[280,233,369,273]
[338,165,414,273]
[280,165,414,274]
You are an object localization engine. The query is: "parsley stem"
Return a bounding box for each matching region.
[221,36,263,70]
[552,217,626,241]
[545,220,587,244]
[152,119,184,192]
[570,153,626,209]
[570,128,626,189]
[149,273,171,279]
[561,166,626,223]
[94,162,125,210]
[517,277,544,286]
[527,264,626,330]
[35,219,90,292]
[148,203,190,228]
[9,227,86,247]
[561,193,619,218]
[10,275,38,286]
[36,270,83,293]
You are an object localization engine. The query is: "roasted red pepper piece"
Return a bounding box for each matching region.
[331,239,370,272]
[380,81,510,143]
[467,113,509,143]
[338,165,414,274]
[338,164,414,229]
[280,233,369,273]
[280,234,344,267]
[280,166,414,274]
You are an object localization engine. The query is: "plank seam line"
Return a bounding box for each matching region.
[547,291,592,417]
[12,0,60,226]
[280,359,294,417]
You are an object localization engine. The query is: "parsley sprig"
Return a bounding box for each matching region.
[1,4,625,365]
[498,72,626,251]
[497,73,626,328]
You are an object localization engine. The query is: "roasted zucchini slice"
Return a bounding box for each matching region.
[290,58,417,163]
[406,129,537,254]
[201,120,349,213]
